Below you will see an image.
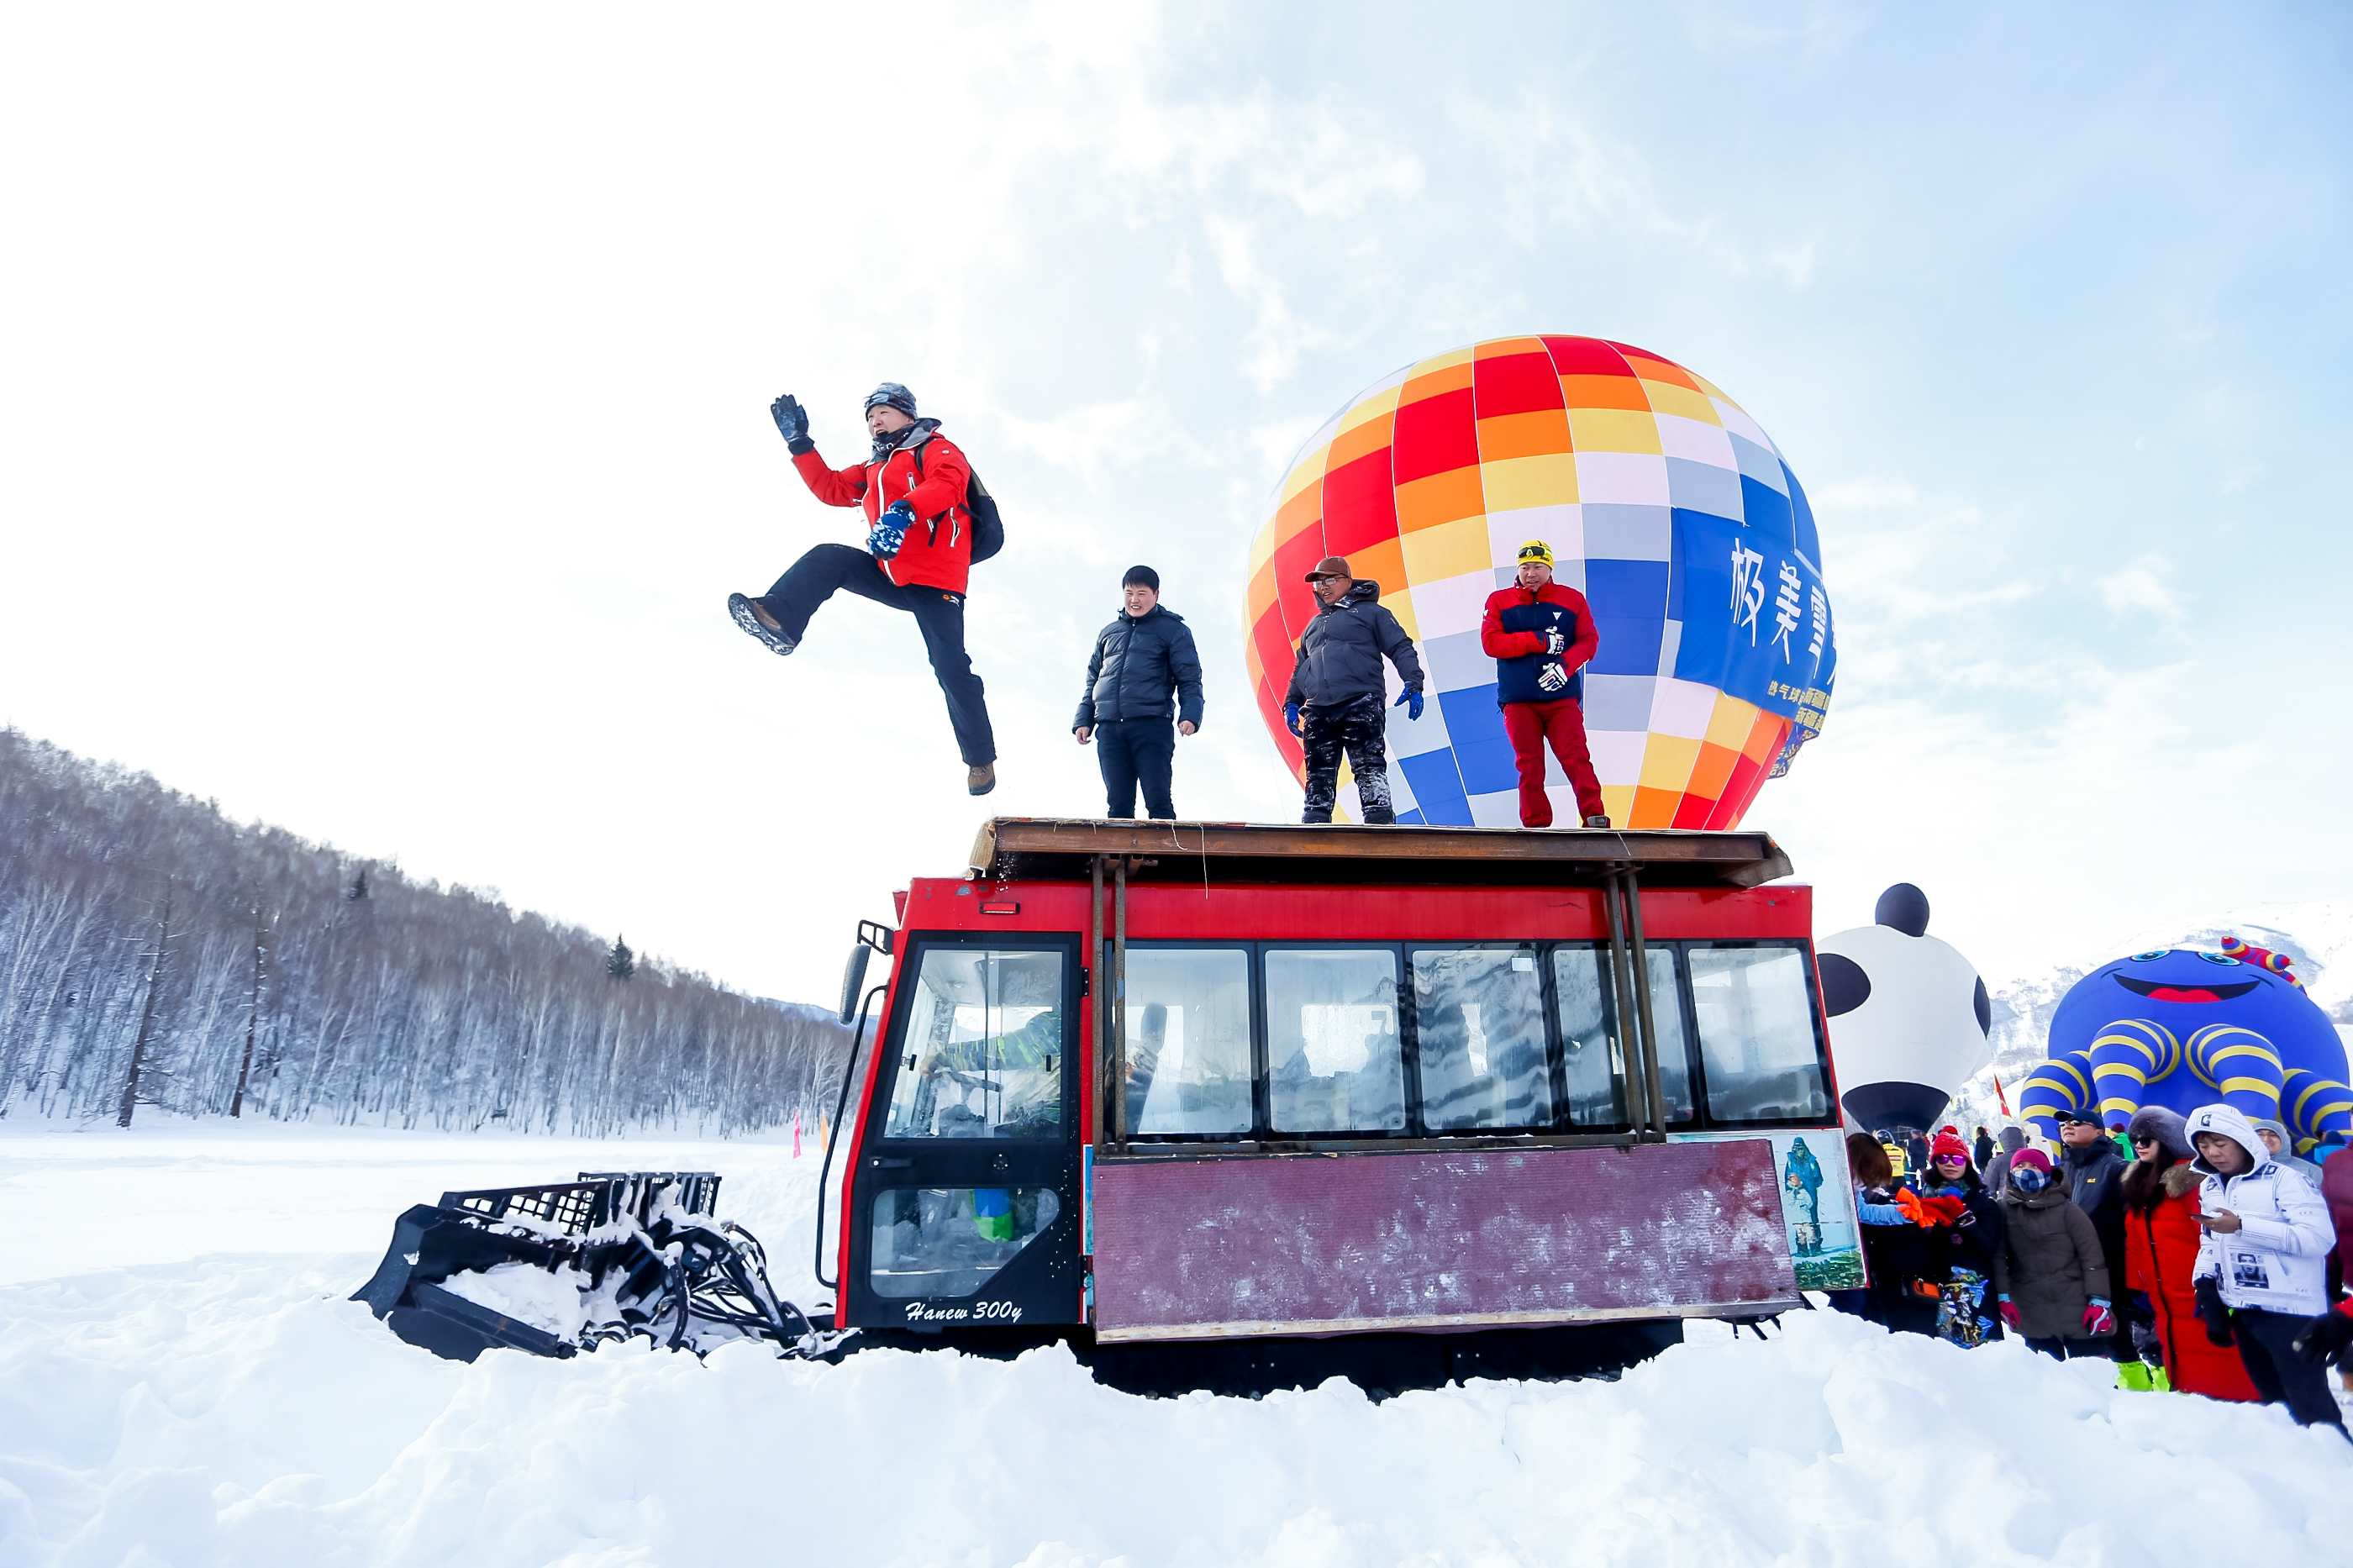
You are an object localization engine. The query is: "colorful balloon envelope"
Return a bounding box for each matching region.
[1246,336,1837,827]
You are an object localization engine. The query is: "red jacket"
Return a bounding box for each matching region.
[1480,582,1600,704]
[2124,1164,2259,1401]
[792,424,975,595]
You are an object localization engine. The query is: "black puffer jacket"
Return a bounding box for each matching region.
[1075,605,1203,728]
[1283,580,1426,708]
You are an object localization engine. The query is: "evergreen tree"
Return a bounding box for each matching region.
[347,866,369,901]
[606,934,635,981]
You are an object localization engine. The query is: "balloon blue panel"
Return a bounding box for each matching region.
[1583,559,1669,676]
[1582,504,1671,562]
[1435,684,1518,795]
[1398,749,1473,826]
[1787,467,1820,569]
[1729,434,1787,492]
[1665,458,1744,520]
[1738,475,1793,549]
[1671,510,1831,722]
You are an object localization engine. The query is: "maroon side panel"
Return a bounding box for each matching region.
[1092,1141,1791,1339]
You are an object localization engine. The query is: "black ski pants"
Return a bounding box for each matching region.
[2231,1307,2350,1433]
[1095,718,1176,819]
[1300,693,1393,824]
[760,545,996,766]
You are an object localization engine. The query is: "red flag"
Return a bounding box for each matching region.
[792,1108,803,1159]
[1993,1074,2012,1117]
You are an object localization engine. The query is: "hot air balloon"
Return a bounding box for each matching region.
[1245,336,1835,827]
[1816,884,1992,1136]
[2024,940,2351,1150]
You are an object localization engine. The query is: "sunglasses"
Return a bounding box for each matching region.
[1934,1154,1968,1165]
[2131,1134,2157,1146]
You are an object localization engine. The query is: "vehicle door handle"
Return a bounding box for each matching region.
[869,1157,913,1169]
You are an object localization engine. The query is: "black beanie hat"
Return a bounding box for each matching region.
[1123,565,1161,592]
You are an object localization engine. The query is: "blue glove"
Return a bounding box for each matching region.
[771,393,813,455]
[1395,687,1424,721]
[869,500,913,560]
[1283,702,1303,738]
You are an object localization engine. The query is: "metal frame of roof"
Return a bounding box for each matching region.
[966,818,1793,891]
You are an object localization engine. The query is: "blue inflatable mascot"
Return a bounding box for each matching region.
[2023,937,2352,1153]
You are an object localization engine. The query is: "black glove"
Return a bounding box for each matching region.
[2194,1276,2234,1347]
[771,393,814,455]
[2292,1308,2353,1366]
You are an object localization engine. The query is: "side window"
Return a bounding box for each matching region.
[1410,947,1553,1131]
[1553,944,1695,1128]
[1265,949,1405,1134]
[883,947,1066,1139]
[1124,947,1254,1136]
[1687,944,1830,1124]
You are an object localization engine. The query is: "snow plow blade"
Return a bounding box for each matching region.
[354,1171,850,1363]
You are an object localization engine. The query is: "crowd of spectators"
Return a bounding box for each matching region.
[1831,1108,2353,1440]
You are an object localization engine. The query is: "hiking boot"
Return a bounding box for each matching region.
[967,762,997,796]
[728,593,796,655]
[1582,814,1612,829]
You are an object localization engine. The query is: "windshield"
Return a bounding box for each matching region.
[882,947,1066,1139]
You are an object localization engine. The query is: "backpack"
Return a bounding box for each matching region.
[910,439,1004,565]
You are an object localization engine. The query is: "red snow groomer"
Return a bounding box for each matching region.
[813,818,1858,1394]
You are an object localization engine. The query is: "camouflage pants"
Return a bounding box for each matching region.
[1301,694,1394,823]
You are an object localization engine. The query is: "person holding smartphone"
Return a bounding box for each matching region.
[2184,1103,2345,1434]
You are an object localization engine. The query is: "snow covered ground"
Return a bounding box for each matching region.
[3,1123,2347,1566]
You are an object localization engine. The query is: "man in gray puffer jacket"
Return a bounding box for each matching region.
[1282,556,1427,824]
[1074,566,1204,820]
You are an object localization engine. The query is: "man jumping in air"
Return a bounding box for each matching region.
[1480,539,1607,828]
[729,382,998,796]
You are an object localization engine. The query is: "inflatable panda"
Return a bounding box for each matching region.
[1816,884,1992,1133]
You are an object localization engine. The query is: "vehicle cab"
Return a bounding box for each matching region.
[820,819,1861,1348]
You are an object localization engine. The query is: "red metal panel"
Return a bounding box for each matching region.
[1091,1141,1792,1340]
[894,880,1810,943]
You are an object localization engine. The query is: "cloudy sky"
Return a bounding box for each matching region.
[3,2,2346,1002]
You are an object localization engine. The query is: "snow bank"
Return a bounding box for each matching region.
[3,1129,2345,1565]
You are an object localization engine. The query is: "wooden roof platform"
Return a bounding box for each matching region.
[966,818,1794,890]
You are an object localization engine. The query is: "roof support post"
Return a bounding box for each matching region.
[1091,855,1106,1151]
[1603,872,1652,1137]
[1621,870,1667,1142]
[1113,858,1129,1148]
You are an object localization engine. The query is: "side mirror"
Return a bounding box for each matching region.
[838,943,871,1027]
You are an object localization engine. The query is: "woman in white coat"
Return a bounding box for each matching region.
[2185,1103,2346,1434]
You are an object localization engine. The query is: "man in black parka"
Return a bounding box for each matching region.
[1073,566,1203,820]
[1283,555,1427,825]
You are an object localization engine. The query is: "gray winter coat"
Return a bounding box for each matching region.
[1284,580,1426,708]
[1986,1126,2027,1194]
[1993,1168,2110,1340]
[1075,605,1203,729]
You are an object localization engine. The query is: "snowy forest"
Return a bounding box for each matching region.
[0,729,851,1133]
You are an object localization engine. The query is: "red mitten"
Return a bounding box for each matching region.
[1921,1193,1965,1226]
[1999,1297,2020,1329]
[2084,1300,2115,1337]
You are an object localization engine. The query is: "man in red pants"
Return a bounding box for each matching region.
[1479,539,1608,829]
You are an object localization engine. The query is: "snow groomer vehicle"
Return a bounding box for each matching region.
[821,818,1862,1392]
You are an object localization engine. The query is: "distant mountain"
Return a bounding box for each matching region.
[0,729,851,1132]
[1950,899,2353,1129]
